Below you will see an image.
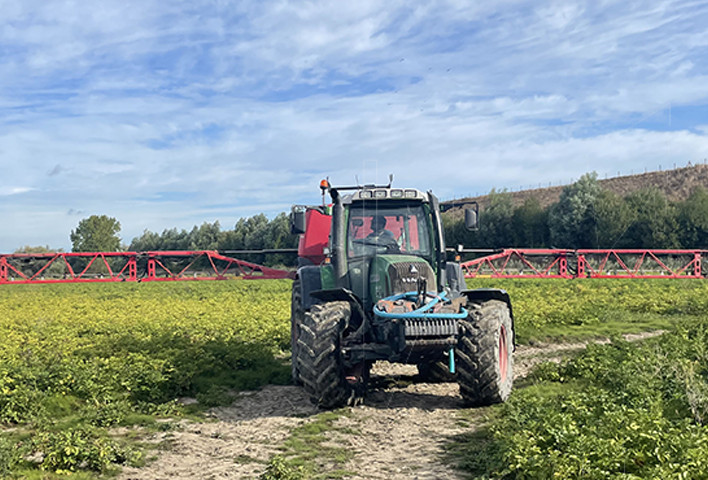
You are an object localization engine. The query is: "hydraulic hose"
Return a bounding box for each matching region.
[373,291,468,319]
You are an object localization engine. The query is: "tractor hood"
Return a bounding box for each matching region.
[369,255,437,302]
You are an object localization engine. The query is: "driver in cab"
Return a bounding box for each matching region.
[367,215,397,246]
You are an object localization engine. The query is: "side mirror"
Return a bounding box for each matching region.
[464,203,479,231]
[291,210,307,234]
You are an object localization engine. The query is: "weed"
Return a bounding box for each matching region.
[262,410,358,479]
[260,455,304,480]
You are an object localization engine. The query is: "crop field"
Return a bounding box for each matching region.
[1,278,707,478]
[0,281,292,477]
[467,278,708,342]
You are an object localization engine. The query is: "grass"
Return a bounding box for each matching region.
[260,410,358,480]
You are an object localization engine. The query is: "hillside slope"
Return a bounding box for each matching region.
[444,163,708,210]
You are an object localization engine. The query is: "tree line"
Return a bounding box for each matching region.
[36,171,708,271]
[128,213,299,266]
[444,172,708,251]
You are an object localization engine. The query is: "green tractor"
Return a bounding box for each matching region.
[290,178,514,408]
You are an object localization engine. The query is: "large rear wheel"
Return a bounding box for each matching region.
[456,299,514,406]
[296,301,367,408]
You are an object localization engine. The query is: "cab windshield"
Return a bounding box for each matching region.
[347,204,432,258]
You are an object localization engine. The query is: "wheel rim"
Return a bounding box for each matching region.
[499,325,508,382]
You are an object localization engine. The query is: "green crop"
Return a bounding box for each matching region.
[457,317,708,479]
[0,281,292,475]
[467,278,708,342]
[1,278,704,477]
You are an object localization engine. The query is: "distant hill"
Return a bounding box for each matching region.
[442,163,708,211]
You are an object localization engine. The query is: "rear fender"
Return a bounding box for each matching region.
[460,288,516,349]
[296,266,322,310]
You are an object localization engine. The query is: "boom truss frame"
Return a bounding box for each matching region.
[461,249,705,279]
[0,251,294,285]
[2,248,706,285]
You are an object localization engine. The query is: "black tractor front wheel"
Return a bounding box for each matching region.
[296,301,367,408]
[456,299,514,406]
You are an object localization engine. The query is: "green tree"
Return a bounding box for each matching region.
[620,188,678,248]
[442,208,481,250]
[479,189,515,248]
[583,190,632,248]
[512,197,548,247]
[548,172,601,248]
[70,215,122,252]
[218,213,298,266]
[14,245,64,254]
[188,221,222,251]
[129,229,162,252]
[13,245,67,277]
[677,187,708,248]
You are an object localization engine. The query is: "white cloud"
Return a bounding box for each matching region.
[1,0,708,251]
[0,187,34,196]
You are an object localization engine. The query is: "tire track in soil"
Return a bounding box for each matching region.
[119,332,663,479]
[329,362,471,480]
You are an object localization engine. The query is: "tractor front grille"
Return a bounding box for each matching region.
[404,318,458,337]
[403,318,459,348]
[388,261,436,295]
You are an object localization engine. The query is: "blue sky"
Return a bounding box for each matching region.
[1,0,708,251]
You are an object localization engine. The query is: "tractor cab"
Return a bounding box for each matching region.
[340,187,443,310]
[291,184,462,308]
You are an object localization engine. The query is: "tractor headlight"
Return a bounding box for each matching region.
[374,190,387,199]
[390,190,403,198]
[405,190,417,198]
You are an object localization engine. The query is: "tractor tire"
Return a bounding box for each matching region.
[290,279,304,386]
[417,359,456,383]
[297,301,366,408]
[456,299,514,407]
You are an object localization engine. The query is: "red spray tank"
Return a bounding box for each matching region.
[297,206,332,266]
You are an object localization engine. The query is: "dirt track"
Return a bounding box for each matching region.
[119,332,663,480]
[119,362,472,480]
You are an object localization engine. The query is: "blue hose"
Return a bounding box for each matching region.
[373,291,468,319]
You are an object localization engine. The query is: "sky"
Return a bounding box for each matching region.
[1,0,708,252]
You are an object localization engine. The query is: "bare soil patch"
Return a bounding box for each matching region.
[118,386,318,480]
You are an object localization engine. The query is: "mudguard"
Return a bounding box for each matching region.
[296,266,322,310]
[310,288,367,335]
[460,288,516,349]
